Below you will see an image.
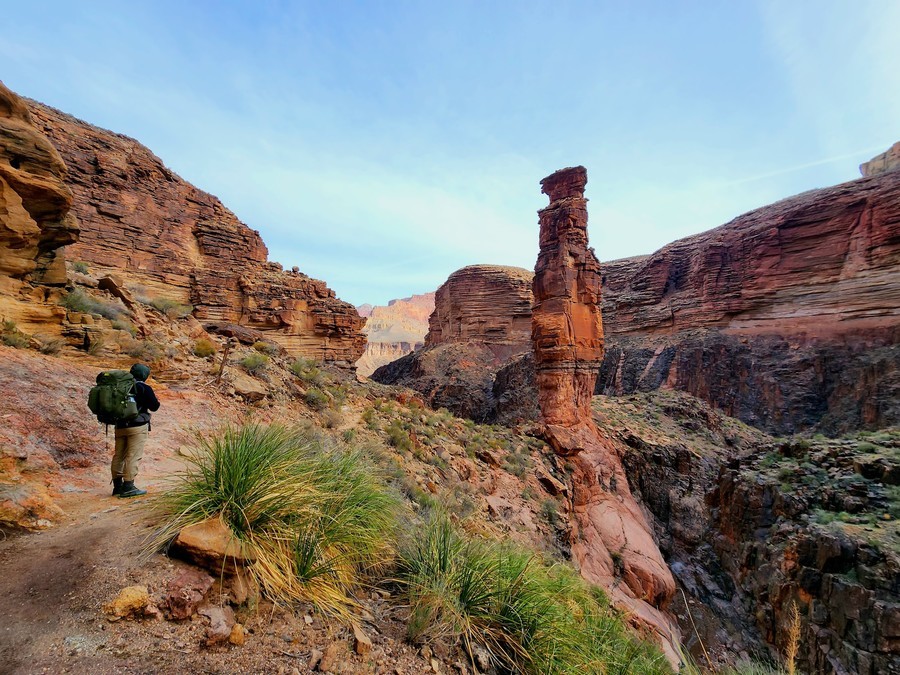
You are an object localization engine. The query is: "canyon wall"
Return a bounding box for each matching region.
[0,82,79,332]
[598,160,900,434]
[356,292,434,377]
[25,99,364,363]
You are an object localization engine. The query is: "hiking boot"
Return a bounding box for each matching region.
[112,477,124,496]
[118,481,147,498]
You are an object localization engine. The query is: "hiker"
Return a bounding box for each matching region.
[111,363,160,498]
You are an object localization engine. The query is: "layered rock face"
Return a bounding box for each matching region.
[356,292,434,377]
[26,99,364,363]
[532,167,679,660]
[861,141,900,177]
[372,267,534,419]
[426,265,533,350]
[598,160,900,434]
[0,82,79,329]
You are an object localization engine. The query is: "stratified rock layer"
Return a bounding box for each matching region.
[861,141,900,177]
[26,100,364,363]
[356,292,434,377]
[0,82,79,330]
[426,265,533,348]
[531,166,679,661]
[599,162,900,434]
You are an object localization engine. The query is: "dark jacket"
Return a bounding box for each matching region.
[117,381,160,429]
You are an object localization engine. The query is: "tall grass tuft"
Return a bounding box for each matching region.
[397,512,672,675]
[151,424,400,617]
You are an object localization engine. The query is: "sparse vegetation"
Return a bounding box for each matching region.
[253,340,280,356]
[290,357,323,385]
[61,288,127,320]
[240,352,269,374]
[304,387,329,410]
[72,261,89,274]
[148,296,193,319]
[192,338,217,358]
[1,320,29,348]
[111,318,137,336]
[86,333,105,355]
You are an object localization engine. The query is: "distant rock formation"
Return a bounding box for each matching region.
[426,265,532,349]
[531,166,679,662]
[598,151,900,434]
[860,141,900,177]
[0,81,79,331]
[356,292,434,376]
[371,267,533,419]
[26,98,364,363]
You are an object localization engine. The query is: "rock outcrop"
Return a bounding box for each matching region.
[356,292,434,377]
[26,99,364,363]
[426,265,533,350]
[861,141,900,177]
[531,166,679,661]
[0,82,79,331]
[598,155,900,434]
[372,267,534,419]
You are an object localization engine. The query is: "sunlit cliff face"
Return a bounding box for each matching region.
[0,81,77,287]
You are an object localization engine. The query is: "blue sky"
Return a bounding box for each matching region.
[3,1,898,306]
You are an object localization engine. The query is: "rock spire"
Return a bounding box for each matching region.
[531,166,680,662]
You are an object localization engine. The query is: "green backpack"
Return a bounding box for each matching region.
[88,370,139,425]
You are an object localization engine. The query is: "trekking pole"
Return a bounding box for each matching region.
[215,339,235,384]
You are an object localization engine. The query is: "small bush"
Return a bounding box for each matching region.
[253,341,280,356]
[127,340,165,362]
[386,420,413,452]
[1,320,29,349]
[111,319,137,336]
[62,288,126,320]
[291,358,323,385]
[322,408,343,429]
[37,337,64,355]
[304,387,329,410]
[148,297,193,319]
[193,338,217,358]
[240,352,269,374]
[72,261,89,274]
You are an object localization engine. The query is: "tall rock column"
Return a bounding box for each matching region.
[532,167,679,663]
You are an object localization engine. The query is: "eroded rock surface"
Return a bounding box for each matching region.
[0,81,79,331]
[531,166,679,661]
[26,98,364,363]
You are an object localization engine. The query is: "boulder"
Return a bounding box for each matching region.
[164,568,214,620]
[172,517,255,573]
[103,585,151,619]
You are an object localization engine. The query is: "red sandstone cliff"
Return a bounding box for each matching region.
[0,82,79,332]
[25,99,365,363]
[356,292,434,376]
[532,166,679,662]
[598,156,900,433]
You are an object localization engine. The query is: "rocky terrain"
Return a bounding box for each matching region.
[26,98,364,363]
[355,292,434,377]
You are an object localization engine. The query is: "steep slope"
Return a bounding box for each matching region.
[355,292,434,376]
[26,99,365,363]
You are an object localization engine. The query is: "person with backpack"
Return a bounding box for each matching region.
[109,363,159,497]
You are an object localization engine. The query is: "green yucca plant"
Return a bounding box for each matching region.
[150,423,400,618]
[397,512,672,675]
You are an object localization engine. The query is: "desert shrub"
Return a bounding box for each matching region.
[362,407,379,431]
[72,261,89,274]
[37,336,64,355]
[322,408,343,429]
[193,338,217,358]
[253,340,280,356]
[540,499,561,529]
[305,387,329,410]
[342,429,357,443]
[151,424,400,617]
[148,297,193,319]
[240,352,269,374]
[856,441,878,453]
[126,340,165,362]
[290,357,323,385]
[386,419,413,452]
[111,318,137,336]
[61,288,127,320]
[397,513,671,674]
[1,320,29,349]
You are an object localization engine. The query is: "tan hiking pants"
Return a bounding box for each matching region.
[112,424,149,482]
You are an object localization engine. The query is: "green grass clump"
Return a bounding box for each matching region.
[240,352,269,374]
[111,318,138,336]
[305,387,329,410]
[148,296,193,319]
[386,419,413,452]
[290,357,323,385]
[397,513,672,674]
[152,424,399,618]
[253,340,280,355]
[72,261,89,274]
[61,288,127,320]
[193,338,217,358]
